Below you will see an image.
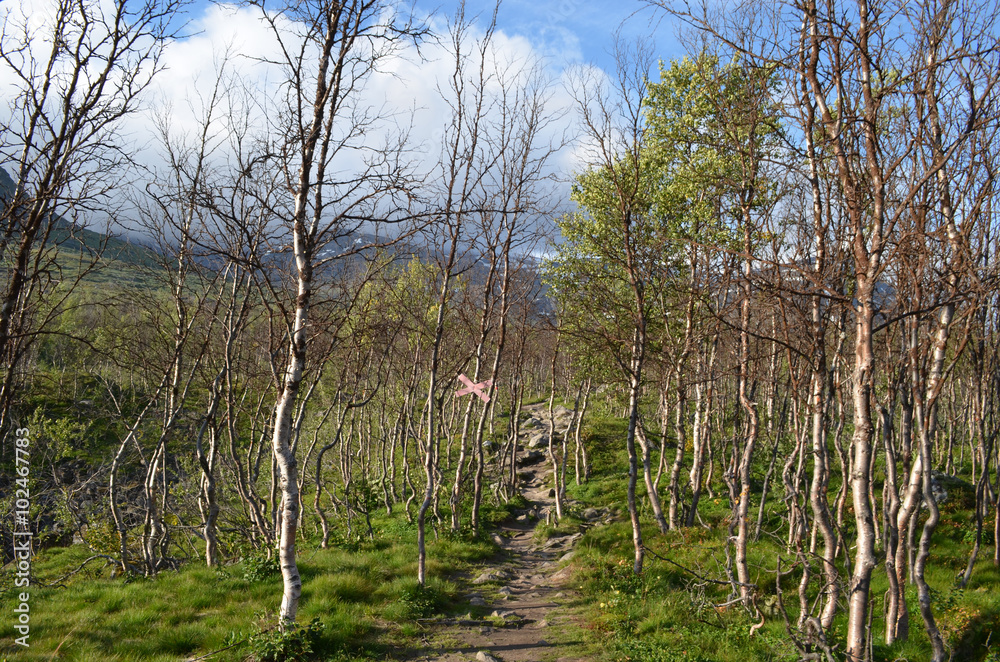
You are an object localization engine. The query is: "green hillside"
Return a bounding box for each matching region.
[1,168,164,288]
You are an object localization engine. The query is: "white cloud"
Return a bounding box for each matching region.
[143,2,588,191]
[3,0,600,233]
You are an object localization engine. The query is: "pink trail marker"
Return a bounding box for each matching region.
[456,373,492,403]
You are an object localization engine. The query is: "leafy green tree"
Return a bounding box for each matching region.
[550,50,782,575]
[551,46,703,568]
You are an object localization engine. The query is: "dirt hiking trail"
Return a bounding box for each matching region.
[401,402,613,662]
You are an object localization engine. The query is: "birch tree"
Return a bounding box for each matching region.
[645,0,999,654]
[248,0,423,625]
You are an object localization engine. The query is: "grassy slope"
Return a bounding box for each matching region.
[0,510,501,662]
[0,166,161,289]
[35,223,165,291]
[561,411,1000,662]
[4,230,998,661]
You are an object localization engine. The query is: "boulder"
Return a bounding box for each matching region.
[526,433,549,449]
[550,565,573,582]
[930,471,950,504]
[583,506,615,522]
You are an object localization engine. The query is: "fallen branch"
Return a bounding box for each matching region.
[643,544,757,589]
[34,554,118,588]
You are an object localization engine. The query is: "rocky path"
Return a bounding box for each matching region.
[402,404,606,662]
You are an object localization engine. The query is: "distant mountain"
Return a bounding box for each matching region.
[0,166,16,200]
[0,167,163,286]
[1,166,549,302]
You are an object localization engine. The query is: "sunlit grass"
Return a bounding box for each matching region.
[565,408,1000,662]
[0,509,496,661]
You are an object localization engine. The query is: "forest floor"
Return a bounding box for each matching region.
[400,403,599,662]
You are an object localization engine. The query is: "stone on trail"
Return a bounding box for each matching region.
[527,433,549,449]
[472,569,508,585]
[491,609,520,619]
[541,532,582,550]
[477,651,503,662]
[517,450,545,465]
[550,565,573,582]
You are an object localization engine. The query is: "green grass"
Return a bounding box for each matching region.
[534,515,585,542]
[561,409,1000,662]
[0,510,496,661]
[5,398,997,662]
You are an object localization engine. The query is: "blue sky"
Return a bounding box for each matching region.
[174,0,687,75]
[429,0,684,73]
